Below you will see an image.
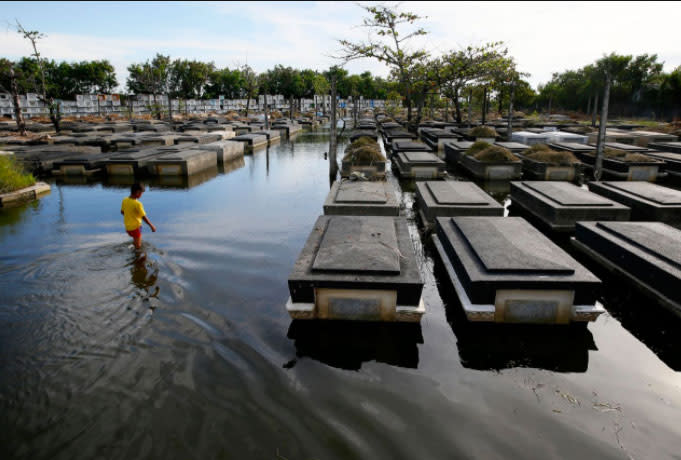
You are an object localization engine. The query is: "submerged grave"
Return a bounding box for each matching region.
[323,180,399,216]
[229,133,268,151]
[393,151,447,179]
[588,181,681,225]
[510,181,630,232]
[433,216,603,324]
[415,181,504,227]
[287,215,424,322]
[573,221,681,317]
[146,148,217,176]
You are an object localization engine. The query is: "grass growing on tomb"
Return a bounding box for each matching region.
[0,155,36,194]
[590,148,661,163]
[524,149,580,165]
[343,137,385,164]
[523,144,552,154]
[471,145,519,163]
[465,141,492,156]
[469,126,497,138]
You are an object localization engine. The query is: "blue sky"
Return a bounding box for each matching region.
[3,1,680,92]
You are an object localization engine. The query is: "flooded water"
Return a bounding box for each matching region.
[1,129,680,460]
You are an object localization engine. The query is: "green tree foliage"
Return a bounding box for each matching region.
[338,4,428,126]
[537,53,677,118]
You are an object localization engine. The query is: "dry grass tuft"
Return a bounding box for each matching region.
[472,145,519,163]
[343,137,385,164]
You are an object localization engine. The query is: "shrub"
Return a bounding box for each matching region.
[465,141,492,156]
[623,153,659,163]
[522,144,552,155]
[470,126,497,138]
[524,149,580,165]
[472,146,519,163]
[0,155,36,194]
[343,137,385,164]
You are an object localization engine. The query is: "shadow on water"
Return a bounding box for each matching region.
[430,238,597,373]
[570,248,681,372]
[285,320,423,371]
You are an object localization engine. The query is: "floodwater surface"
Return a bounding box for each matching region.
[1,130,680,460]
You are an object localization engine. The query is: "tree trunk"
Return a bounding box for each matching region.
[9,66,27,136]
[507,81,515,139]
[591,92,599,127]
[548,95,552,116]
[498,88,503,115]
[313,95,317,121]
[467,89,473,128]
[481,87,487,125]
[245,96,250,117]
[48,97,61,133]
[167,93,173,121]
[289,95,294,119]
[586,94,591,116]
[329,78,338,182]
[264,93,269,129]
[594,76,611,181]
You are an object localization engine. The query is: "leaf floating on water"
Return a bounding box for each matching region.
[552,409,562,414]
[593,402,622,413]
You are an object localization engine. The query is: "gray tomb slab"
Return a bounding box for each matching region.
[510,181,630,232]
[415,181,504,225]
[323,181,399,216]
[434,216,602,323]
[287,215,424,322]
[394,151,446,179]
[649,141,681,154]
[494,142,530,153]
[588,181,681,224]
[573,221,681,317]
[197,140,244,165]
[312,216,400,273]
[643,151,681,177]
[392,140,432,153]
[146,149,217,176]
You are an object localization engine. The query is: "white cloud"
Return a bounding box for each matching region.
[2,1,680,92]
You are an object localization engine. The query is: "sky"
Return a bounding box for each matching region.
[2,1,680,93]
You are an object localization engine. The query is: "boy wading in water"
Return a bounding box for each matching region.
[121,183,156,249]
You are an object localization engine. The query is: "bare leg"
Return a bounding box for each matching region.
[133,234,142,249]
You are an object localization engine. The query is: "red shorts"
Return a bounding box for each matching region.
[126,227,142,238]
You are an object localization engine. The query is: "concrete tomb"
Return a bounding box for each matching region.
[629,130,677,147]
[250,129,281,144]
[287,215,425,322]
[511,131,550,145]
[323,180,399,216]
[415,180,504,226]
[649,141,681,154]
[459,152,522,181]
[642,151,681,178]
[229,134,268,151]
[510,181,630,232]
[573,221,681,317]
[146,148,217,176]
[588,181,681,225]
[420,128,461,152]
[493,141,530,153]
[196,140,245,165]
[102,147,166,175]
[393,151,447,179]
[443,141,474,165]
[434,216,603,324]
[541,131,588,144]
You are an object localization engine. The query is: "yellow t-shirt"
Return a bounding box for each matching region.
[121,197,146,231]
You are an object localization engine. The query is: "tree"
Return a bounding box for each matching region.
[0,59,28,135]
[594,53,632,180]
[205,67,244,99]
[15,21,62,132]
[241,65,258,116]
[311,73,329,118]
[338,4,428,129]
